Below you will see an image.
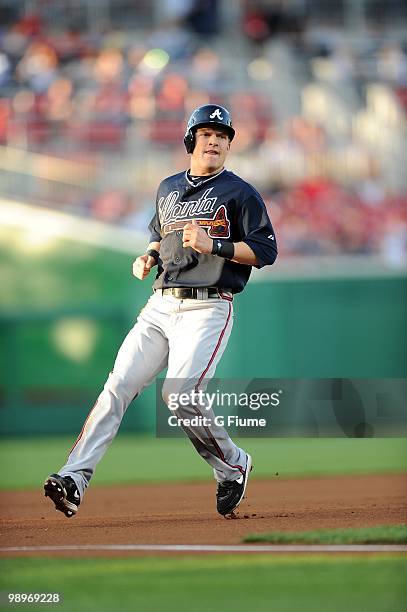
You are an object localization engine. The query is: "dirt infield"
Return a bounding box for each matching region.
[1,474,406,556]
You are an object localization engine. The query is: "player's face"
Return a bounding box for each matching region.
[190,127,231,175]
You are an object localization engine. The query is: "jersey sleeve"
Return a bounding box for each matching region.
[238,190,278,269]
[148,211,162,243]
[148,182,163,242]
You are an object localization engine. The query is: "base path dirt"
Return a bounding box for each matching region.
[1,474,406,556]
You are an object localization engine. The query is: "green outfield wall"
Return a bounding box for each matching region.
[1,219,406,436]
[1,276,406,436]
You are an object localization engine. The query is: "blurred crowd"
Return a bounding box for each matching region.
[0,0,406,261]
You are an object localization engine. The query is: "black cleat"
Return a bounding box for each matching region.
[44,473,80,518]
[216,454,252,517]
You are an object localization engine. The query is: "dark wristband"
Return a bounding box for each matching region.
[146,249,160,263]
[211,240,235,260]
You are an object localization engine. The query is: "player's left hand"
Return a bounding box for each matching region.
[182,220,213,254]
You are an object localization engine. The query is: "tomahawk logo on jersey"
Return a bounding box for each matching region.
[148,168,278,293]
[163,206,231,239]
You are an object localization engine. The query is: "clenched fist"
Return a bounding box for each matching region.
[132,254,157,280]
[182,219,213,254]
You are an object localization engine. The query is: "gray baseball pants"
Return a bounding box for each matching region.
[58,292,247,499]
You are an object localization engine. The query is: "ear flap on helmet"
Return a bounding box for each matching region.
[184,130,195,154]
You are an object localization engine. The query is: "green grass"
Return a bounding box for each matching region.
[0,436,406,490]
[1,556,406,612]
[244,524,407,544]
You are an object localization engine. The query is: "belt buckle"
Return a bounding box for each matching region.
[163,287,214,299]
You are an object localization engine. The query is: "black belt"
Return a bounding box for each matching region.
[158,287,229,299]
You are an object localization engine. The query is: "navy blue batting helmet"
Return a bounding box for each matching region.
[184,104,235,153]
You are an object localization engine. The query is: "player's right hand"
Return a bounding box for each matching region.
[132,255,156,280]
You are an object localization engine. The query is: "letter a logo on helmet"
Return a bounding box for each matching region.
[184,104,235,153]
[209,108,223,120]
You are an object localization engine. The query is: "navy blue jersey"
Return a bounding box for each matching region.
[148,168,277,294]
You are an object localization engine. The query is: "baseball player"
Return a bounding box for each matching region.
[44,104,277,519]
